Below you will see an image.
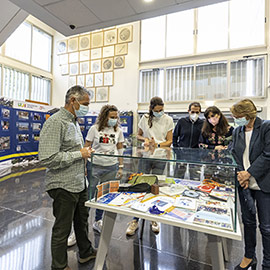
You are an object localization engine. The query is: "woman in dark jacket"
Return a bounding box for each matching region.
[199,106,233,150]
[231,99,270,270]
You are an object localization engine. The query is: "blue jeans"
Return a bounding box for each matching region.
[238,186,270,268]
[87,162,118,221]
[133,160,166,222]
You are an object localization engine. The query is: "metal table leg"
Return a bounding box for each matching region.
[94,211,117,270]
[207,235,225,270]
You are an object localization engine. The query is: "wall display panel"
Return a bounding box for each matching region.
[91,60,101,73]
[104,29,117,46]
[94,73,103,87]
[68,37,79,52]
[91,32,104,48]
[115,43,128,56]
[87,88,96,102]
[118,25,133,43]
[96,87,109,102]
[85,74,94,88]
[77,75,85,86]
[56,40,67,54]
[70,63,79,76]
[69,52,79,63]
[80,50,90,61]
[79,35,90,50]
[102,58,113,72]
[80,61,90,74]
[104,72,114,86]
[103,46,115,58]
[114,56,125,69]
[91,48,102,60]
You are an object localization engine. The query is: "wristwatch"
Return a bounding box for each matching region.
[157,143,160,148]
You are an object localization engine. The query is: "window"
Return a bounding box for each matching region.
[165,66,194,101]
[32,27,52,71]
[31,76,51,104]
[166,10,194,57]
[197,2,228,53]
[138,69,163,103]
[230,58,265,98]
[230,0,265,49]
[3,66,29,101]
[140,16,166,61]
[5,22,31,64]
[4,22,52,72]
[195,62,227,100]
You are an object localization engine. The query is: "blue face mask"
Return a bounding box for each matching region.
[234,117,249,127]
[108,118,117,127]
[153,111,164,118]
[74,100,89,117]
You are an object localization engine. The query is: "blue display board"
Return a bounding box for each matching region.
[0,106,47,162]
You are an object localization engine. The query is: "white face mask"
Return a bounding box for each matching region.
[190,113,199,122]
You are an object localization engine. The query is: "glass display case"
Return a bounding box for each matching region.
[88,146,238,233]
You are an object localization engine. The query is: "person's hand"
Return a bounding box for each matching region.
[237,171,251,188]
[80,147,94,159]
[116,168,123,178]
[149,137,156,147]
[215,145,226,150]
[144,138,150,146]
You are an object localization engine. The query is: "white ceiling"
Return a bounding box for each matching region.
[8,0,227,37]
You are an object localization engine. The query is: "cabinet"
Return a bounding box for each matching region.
[86,146,241,270]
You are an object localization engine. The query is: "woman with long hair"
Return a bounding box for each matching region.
[126,96,174,236]
[199,106,233,150]
[231,99,270,270]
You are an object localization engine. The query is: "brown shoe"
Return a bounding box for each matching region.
[78,249,97,263]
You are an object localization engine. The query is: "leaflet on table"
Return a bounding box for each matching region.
[193,204,233,231]
[209,187,235,202]
[165,208,195,222]
[108,192,146,206]
[131,195,175,213]
[173,196,197,210]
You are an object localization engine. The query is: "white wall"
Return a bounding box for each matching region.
[52,22,140,113]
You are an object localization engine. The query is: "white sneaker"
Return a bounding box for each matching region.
[151,221,160,233]
[93,220,103,233]
[67,231,76,247]
[126,220,139,236]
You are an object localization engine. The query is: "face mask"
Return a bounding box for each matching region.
[208,117,219,126]
[153,111,164,118]
[190,113,199,122]
[108,118,117,127]
[234,117,249,127]
[74,99,89,117]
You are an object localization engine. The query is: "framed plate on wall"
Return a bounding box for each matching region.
[57,40,67,54]
[68,37,79,52]
[115,43,128,56]
[91,32,103,48]
[96,87,109,103]
[104,29,117,46]
[79,35,90,50]
[85,74,94,88]
[104,72,114,86]
[118,25,133,43]
[102,58,113,72]
[114,56,125,69]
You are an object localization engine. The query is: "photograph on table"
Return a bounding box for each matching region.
[68,37,78,52]
[115,43,128,56]
[118,25,133,43]
[18,122,29,131]
[68,76,77,87]
[77,117,85,124]
[94,73,103,87]
[77,75,85,86]
[114,56,125,69]
[86,118,93,124]
[33,112,41,121]
[18,111,29,120]
[102,58,113,72]
[91,48,102,60]
[91,32,103,48]
[85,74,94,88]
[91,60,101,73]
[59,54,68,65]
[104,72,114,86]
[80,61,89,74]
[79,35,90,50]
[33,123,42,131]
[61,64,69,75]
[96,87,109,103]
[69,63,79,76]
[79,50,90,61]
[56,40,67,54]
[87,88,96,102]
[18,134,29,143]
[80,126,85,132]
[0,136,10,150]
[69,52,79,63]
[104,28,117,46]
[103,46,114,58]
[1,120,9,131]
[2,108,10,118]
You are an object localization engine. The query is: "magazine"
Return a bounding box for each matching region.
[174,196,197,210]
[166,208,195,222]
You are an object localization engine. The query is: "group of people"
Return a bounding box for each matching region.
[39,85,270,270]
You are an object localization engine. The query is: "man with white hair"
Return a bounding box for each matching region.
[39,85,96,270]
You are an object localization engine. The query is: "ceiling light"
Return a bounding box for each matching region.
[144,0,154,3]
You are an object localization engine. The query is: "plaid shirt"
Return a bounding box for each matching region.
[39,107,86,192]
